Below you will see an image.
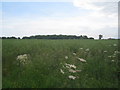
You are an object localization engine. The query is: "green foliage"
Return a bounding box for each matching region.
[1,35,93,39]
[2,39,119,88]
[99,35,103,40]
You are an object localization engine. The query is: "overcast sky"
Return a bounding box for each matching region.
[1,0,118,39]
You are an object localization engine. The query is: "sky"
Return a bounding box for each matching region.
[1,0,119,39]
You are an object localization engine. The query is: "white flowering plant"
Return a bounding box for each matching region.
[16,54,31,66]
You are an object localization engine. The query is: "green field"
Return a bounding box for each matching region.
[2,39,119,88]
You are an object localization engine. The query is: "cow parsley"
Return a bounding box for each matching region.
[65,56,68,59]
[68,75,76,80]
[60,69,64,74]
[77,57,86,62]
[16,54,30,65]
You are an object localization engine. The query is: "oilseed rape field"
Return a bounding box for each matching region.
[2,39,119,88]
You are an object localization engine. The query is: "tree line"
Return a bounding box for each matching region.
[1,35,94,40]
[1,37,20,39]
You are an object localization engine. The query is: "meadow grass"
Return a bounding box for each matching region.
[2,39,119,88]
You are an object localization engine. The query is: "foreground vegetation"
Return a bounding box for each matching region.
[2,39,119,88]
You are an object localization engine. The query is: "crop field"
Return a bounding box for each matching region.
[2,39,119,88]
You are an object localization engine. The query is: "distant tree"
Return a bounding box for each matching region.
[21,35,95,40]
[2,37,6,39]
[108,38,115,40]
[99,35,103,40]
[18,37,20,39]
[82,35,88,39]
[9,37,17,39]
[22,36,29,39]
[89,37,94,39]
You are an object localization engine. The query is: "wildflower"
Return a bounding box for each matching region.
[103,51,107,53]
[65,56,68,59]
[65,63,76,69]
[77,57,86,62]
[76,70,82,72]
[111,60,115,62]
[108,55,115,58]
[108,56,112,58]
[69,69,76,73]
[91,78,94,80]
[73,53,77,56]
[16,54,29,65]
[113,44,117,46]
[66,65,70,69]
[114,51,120,54]
[85,48,89,51]
[112,55,116,58]
[60,62,62,65]
[63,65,65,68]
[23,54,28,58]
[113,53,116,56]
[68,75,76,80]
[80,48,83,50]
[114,51,118,54]
[70,64,76,69]
[60,69,64,74]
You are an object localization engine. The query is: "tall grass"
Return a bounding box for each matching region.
[2,39,119,88]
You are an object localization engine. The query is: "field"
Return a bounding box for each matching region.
[2,39,119,88]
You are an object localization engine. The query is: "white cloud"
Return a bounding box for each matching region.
[2,1,118,39]
[1,0,120,2]
[3,11,118,39]
[72,0,118,38]
[73,0,118,14]
[73,0,104,11]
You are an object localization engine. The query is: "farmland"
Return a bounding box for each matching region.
[2,39,119,88]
